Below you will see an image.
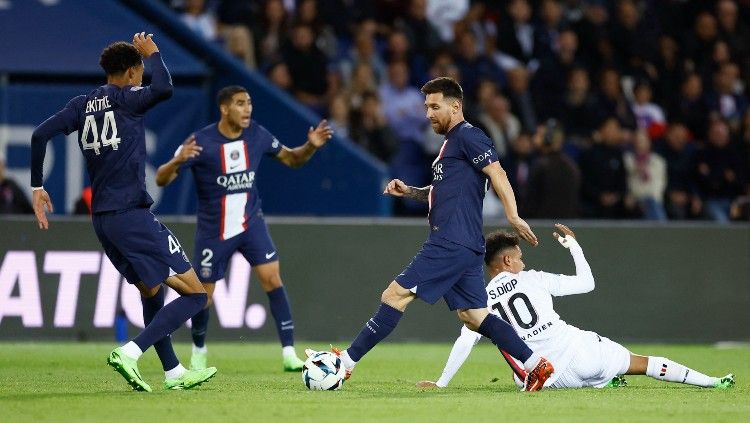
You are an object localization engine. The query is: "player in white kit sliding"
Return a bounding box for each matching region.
[418,224,735,390]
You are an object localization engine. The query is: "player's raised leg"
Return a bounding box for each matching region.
[253,261,305,371]
[627,353,734,389]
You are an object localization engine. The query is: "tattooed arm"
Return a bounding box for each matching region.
[383,179,431,203]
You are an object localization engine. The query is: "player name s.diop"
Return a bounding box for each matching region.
[487,278,518,300]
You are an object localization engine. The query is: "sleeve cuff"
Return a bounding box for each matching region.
[32,186,44,191]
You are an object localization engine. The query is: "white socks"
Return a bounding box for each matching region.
[282,346,297,359]
[165,364,187,380]
[646,356,718,387]
[523,352,543,373]
[192,344,207,354]
[340,349,357,370]
[121,342,143,360]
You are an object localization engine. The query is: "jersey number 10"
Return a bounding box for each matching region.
[81,111,121,155]
[492,292,539,329]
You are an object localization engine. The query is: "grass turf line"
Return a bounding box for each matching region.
[0,342,747,422]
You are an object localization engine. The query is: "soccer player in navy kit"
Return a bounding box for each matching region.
[155,86,333,371]
[30,33,217,392]
[307,77,555,391]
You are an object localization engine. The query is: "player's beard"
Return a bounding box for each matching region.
[431,117,450,135]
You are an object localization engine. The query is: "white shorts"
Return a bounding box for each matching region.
[550,330,631,389]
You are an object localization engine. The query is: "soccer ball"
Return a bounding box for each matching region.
[302,351,346,390]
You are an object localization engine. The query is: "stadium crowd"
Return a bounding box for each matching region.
[161,1,749,220]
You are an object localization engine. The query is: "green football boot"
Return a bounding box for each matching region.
[107,347,152,392]
[604,375,628,388]
[164,367,218,390]
[283,354,305,372]
[190,350,208,370]
[713,374,735,389]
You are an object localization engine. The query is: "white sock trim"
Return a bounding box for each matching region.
[121,342,143,360]
[340,350,357,370]
[192,345,207,354]
[282,346,297,359]
[165,364,187,380]
[522,352,542,373]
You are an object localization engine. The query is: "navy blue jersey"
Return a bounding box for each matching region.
[179,121,283,240]
[428,121,499,253]
[30,53,173,213]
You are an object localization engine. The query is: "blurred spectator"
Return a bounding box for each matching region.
[476,94,520,158]
[453,30,504,103]
[426,0,469,43]
[506,67,538,133]
[0,158,32,214]
[684,12,719,82]
[706,62,747,132]
[384,29,428,87]
[501,132,536,206]
[497,0,537,64]
[579,117,630,219]
[328,94,350,139]
[395,0,443,62]
[608,0,658,73]
[656,123,698,220]
[631,79,667,140]
[623,130,668,221]
[670,73,710,139]
[180,0,217,41]
[595,68,637,129]
[214,0,257,68]
[533,29,581,120]
[349,91,398,162]
[253,0,289,68]
[295,0,338,60]
[344,62,378,110]
[561,66,598,142]
[715,0,750,75]
[730,195,750,220]
[651,35,683,113]
[692,119,747,222]
[534,0,567,62]
[339,20,386,85]
[283,23,330,113]
[266,60,293,91]
[378,60,426,145]
[524,120,580,219]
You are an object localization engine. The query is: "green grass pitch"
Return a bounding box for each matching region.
[1,342,747,422]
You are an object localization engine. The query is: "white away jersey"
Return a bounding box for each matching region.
[486,269,589,379]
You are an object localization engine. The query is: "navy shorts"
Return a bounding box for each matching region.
[92,207,191,288]
[194,215,278,282]
[395,239,487,310]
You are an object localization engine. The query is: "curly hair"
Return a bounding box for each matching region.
[99,42,142,76]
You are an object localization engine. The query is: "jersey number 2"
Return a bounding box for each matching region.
[81,111,121,155]
[492,292,539,329]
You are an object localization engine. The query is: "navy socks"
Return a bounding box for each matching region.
[190,307,210,348]
[476,314,533,363]
[140,286,179,371]
[347,303,403,362]
[134,292,207,354]
[267,287,295,347]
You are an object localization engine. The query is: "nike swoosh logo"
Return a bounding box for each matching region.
[229,164,240,170]
[265,251,276,259]
[281,320,293,325]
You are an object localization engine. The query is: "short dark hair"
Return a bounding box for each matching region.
[99,42,142,76]
[484,231,519,266]
[421,77,463,102]
[216,86,249,107]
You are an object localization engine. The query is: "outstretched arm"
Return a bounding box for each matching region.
[416,325,482,388]
[275,120,333,168]
[482,161,538,246]
[30,97,82,229]
[547,223,595,295]
[155,135,202,186]
[383,179,431,203]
